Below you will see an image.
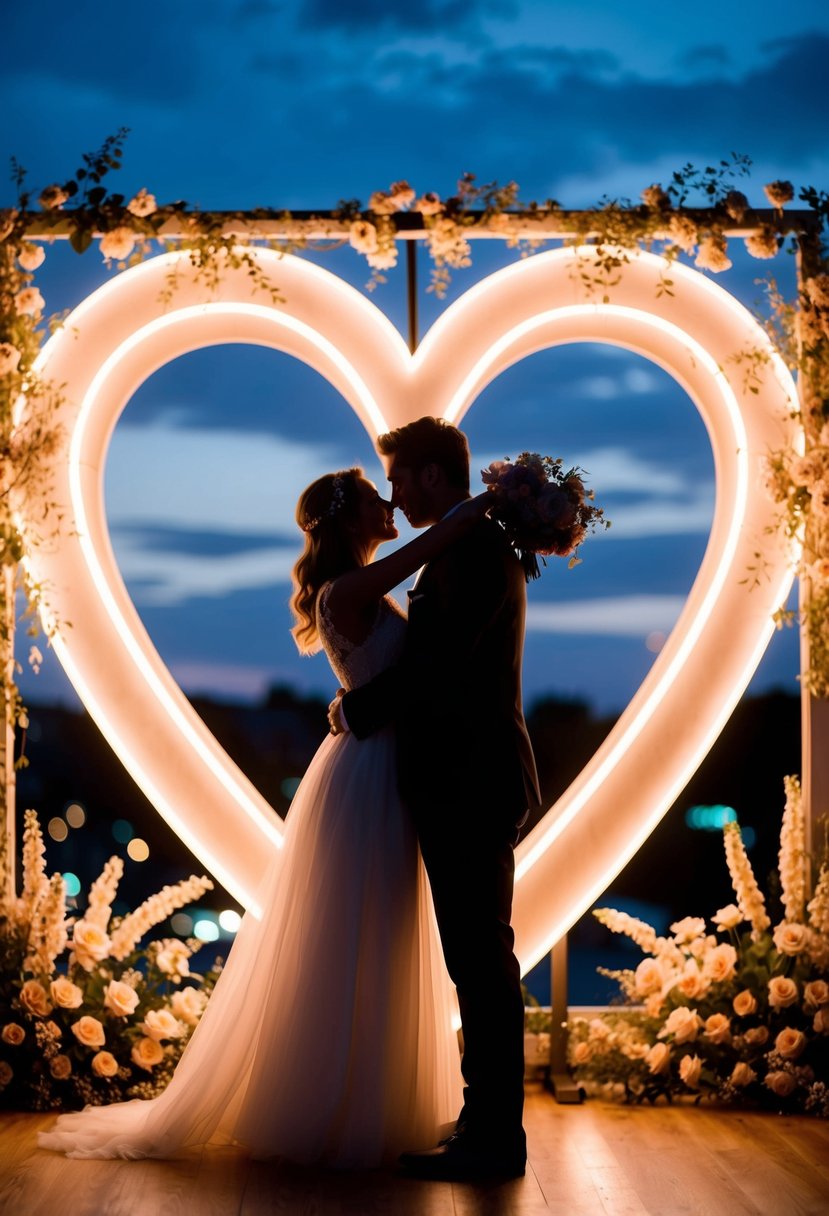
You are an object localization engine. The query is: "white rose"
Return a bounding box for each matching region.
[659,1007,702,1044]
[99,227,137,261]
[72,1015,106,1048]
[415,192,442,215]
[14,287,45,316]
[702,943,738,983]
[71,919,112,971]
[104,980,140,1017]
[91,1050,119,1078]
[730,1061,756,1087]
[768,976,799,1010]
[670,917,706,943]
[571,1040,592,1065]
[169,986,207,1026]
[367,247,398,271]
[695,234,732,272]
[765,1070,797,1098]
[131,1036,164,1071]
[0,343,22,375]
[773,922,810,956]
[141,1008,184,1041]
[712,904,743,931]
[348,220,378,255]
[679,1053,702,1088]
[127,188,157,218]
[19,979,52,1017]
[703,1013,731,1044]
[732,989,758,1017]
[775,1027,806,1060]
[634,958,663,996]
[155,940,191,978]
[804,980,829,1010]
[676,965,708,1000]
[50,977,83,1009]
[18,243,45,271]
[645,1042,671,1075]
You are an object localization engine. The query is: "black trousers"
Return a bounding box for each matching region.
[416,811,526,1154]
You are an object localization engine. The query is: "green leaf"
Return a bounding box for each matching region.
[86,186,106,206]
[69,226,93,255]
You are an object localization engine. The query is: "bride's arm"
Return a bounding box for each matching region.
[327,491,492,616]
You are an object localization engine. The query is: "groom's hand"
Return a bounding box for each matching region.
[328,689,348,735]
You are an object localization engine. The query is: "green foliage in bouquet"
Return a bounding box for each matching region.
[0,810,220,1111]
[568,776,829,1117]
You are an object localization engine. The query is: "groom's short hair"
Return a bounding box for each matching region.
[377,416,470,491]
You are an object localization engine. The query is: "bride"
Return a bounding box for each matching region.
[38,467,490,1165]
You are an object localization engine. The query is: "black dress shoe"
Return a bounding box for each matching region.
[398,1130,526,1182]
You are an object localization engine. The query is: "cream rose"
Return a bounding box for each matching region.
[572,1041,592,1065]
[670,917,706,943]
[645,1042,671,1075]
[72,1016,106,1048]
[644,993,665,1018]
[703,1013,731,1044]
[154,940,191,978]
[732,989,758,1017]
[131,1036,164,1071]
[765,1070,797,1098]
[695,234,732,273]
[50,977,83,1010]
[18,242,46,271]
[745,1025,770,1047]
[676,966,708,1000]
[91,1050,120,1078]
[679,1053,702,1088]
[634,958,664,996]
[50,1054,72,1080]
[712,904,743,931]
[702,943,738,983]
[71,919,112,971]
[0,342,21,376]
[170,986,207,1026]
[127,188,157,218]
[804,979,829,1010]
[775,1027,806,1060]
[659,1007,702,1044]
[768,976,799,1010]
[773,922,810,956]
[99,227,137,261]
[348,220,378,255]
[19,979,52,1017]
[730,1061,757,1087]
[104,980,140,1017]
[14,287,45,316]
[1,1023,25,1046]
[141,1008,184,1041]
[0,1061,13,1087]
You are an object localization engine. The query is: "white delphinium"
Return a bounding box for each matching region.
[85,855,125,930]
[723,822,770,940]
[24,872,68,978]
[109,875,213,960]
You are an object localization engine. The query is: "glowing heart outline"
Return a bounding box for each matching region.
[23,246,799,966]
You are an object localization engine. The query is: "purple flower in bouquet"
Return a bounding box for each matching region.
[482,452,609,580]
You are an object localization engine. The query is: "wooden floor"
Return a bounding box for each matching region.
[2,1082,829,1216]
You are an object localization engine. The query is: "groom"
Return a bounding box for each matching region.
[329,416,541,1182]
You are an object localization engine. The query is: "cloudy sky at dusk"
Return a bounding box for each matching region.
[4,0,829,717]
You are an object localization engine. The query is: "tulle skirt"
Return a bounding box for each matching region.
[38,726,462,1164]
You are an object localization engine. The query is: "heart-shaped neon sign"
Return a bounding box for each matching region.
[21,246,799,971]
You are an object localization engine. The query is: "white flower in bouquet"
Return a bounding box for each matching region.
[667,213,698,253]
[71,1016,106,1048]
[170,986,208,1026]
[49,978,83,1010]
[658,1006,702,1044]
[153,938,192,979]
[70,918,112,971]
[131,1037,165,1071]
[679,1054,703,1088]
[348,220,378,255]
[712,903,743,931]
[126,188,157,217]
[745,224,779,259]
[14,286,45,316]
[140,1008,185,1042]
[18,242,46,271]
[91,1051,119,1078]
[103,980,140,1017]
[764,180,794,207]
[99,226,137,261]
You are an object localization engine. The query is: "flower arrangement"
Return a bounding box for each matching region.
[481,452,610,581]
[0,809,220,1111]
[567,776,829,1117]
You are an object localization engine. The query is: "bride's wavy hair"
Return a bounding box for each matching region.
[290,467,364,655]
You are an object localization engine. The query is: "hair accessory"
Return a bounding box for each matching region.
[302,474,347,533]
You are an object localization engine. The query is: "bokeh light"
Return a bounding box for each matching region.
[193,918,220,942]
[112,819,133,843]
[170,912,193,936]
[126,837,150,862]
[47,817,68,842]
[62,872,81,897]
[218,909,242,933]
[64,802,86,828]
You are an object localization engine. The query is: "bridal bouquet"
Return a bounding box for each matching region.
[567,777,829,1118]
[0,809,221,1112]
[481,452,609,580]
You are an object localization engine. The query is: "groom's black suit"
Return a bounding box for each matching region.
[341,514,541,1154]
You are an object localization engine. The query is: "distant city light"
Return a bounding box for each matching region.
[112,819,134,843]
[684,804,738,831]
[219,909,242,933]
[281,777,302,800]
[63,872,81,898]
[193,918,220,942]
[65,803,86,828]
[170,913,193,936]
[47,817,68,842]
[127,838,150,862]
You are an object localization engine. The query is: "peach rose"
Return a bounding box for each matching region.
[765,1070,797,1098]
[131,1036,164,1071]
[572,1041,592,1065]
[813,1008,829,1035]
[703,1013,731,1044]
[1,1023,25,1046]
[18,242,45,271]
[730,1061,757,1087]
[141,1009,184,1042]
[104,980,140,1018]
[99,227,137,262]
[71,1016,105,1048]
[775,1027,806,1060]
[14,287,45,316]
[732,989,758,1017]
[19,979,52,1018]
[50,976,83,1010]
[71,918,112,971]
[670,917,707,943]
[49,1054,72,1080]
[659,1007,702,1044]
[677,966,708,1000]
[745,1026,770,1047]
[773,922,810,956]
[712,904,743,931]
[679,1053,702,1088]
[127,188,157,218]
[702,943,738,983]
[768,976,798,1010]
[634,958,664,996]
[804,980,829,1010]
[170,986,207,1027]
[91,1051,119,1078]
[0,1061,13,1087]
[646,1042,671,1075]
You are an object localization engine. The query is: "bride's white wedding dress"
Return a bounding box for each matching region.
[38,586,462,1164]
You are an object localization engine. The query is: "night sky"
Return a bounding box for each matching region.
[4,1,829,717]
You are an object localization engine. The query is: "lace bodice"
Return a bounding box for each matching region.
[317,581,407,690]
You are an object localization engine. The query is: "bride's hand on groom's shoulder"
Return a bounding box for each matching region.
[328,688,348,735]
[456,491,493,525]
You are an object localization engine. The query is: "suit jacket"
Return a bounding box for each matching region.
[342,515,541,836]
